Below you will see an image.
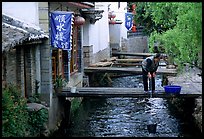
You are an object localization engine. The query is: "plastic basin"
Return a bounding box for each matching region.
[163,85,181,94]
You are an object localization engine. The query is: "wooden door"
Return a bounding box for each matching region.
[71,26,79,73]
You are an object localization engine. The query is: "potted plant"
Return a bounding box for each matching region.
[53,75,67,93]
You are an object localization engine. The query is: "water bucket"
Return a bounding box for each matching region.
[70,87,77,93]
[147,123,157,133]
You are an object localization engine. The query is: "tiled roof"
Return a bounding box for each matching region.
[2,14,49,52]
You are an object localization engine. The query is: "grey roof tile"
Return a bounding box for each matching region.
[2,14,49,52]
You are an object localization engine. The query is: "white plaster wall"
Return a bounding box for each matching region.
[2,2,39,26]
[82,2,110,54]
[109,2,127,39]
[82,21,90,46]
[92,2,110,54]
[109,24,121,44]
[82,2,127,54]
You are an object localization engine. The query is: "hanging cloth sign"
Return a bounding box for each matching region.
[50,11,74,50]
[125,12,133,30]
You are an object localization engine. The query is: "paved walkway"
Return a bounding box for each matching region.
[167,66,202,132]
[167,67,202,94]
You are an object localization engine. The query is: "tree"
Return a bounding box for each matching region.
[132,2,202,70]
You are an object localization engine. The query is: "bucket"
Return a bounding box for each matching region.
[147,123,157,133]
[70,87,77,93]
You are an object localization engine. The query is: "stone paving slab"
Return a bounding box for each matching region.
[167,67,202,132]
[167,67,202,94]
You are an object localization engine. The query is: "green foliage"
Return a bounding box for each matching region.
[2,84,29,137]
[134,2,202,70]
[27,108,48,136]
[2,84,49,137]
[70,98,82,116]
[27,92,41,103]
[53,75,67,88]
[27,92,49,136]
[133,2,155,35]
[133,2,178,36]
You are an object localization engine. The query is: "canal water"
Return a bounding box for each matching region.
[52,75,202,137]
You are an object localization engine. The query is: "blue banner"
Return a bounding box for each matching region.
[50,11,73,50]
[125,12,133,30]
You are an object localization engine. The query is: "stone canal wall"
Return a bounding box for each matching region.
[167,66,202,132]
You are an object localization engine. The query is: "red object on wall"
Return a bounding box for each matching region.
[109,19,116,24]
[132,4,136,10]
[132,4,136,14]
[74,16,85,26]
[132,25,136,32]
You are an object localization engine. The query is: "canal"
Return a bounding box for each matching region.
[52,75,202,137]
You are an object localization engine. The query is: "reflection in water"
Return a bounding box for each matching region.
[52,75,201,137]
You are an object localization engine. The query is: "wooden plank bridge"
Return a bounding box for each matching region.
[57,87,202,98]
[65,52,200,99]
[112,52,167,57]
[84,51,176,76]
[84,67,177,76]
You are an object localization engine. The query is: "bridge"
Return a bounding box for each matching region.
[56,87,202,98]
[112,52,162,57]
[62,52,201,99]
[84,67,177,76]
[84,51,176,76]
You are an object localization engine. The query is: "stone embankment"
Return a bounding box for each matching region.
[167,66,202,132]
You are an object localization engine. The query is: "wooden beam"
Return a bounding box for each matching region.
[57,87,201,98]
[116,58,143,63]
[84,67,177,75]
[89,61,113,67]
[114,63,142,67]
[112,52,156,57]
[66,2,93,8]
[113,63,167,67]
[115,58,167,63]
[112,52,167,58]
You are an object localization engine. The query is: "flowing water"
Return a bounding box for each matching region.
[52,75,202,137]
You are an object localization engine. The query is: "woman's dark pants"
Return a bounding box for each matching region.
[142,68,155,91]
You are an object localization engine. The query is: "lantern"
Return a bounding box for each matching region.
[74,16,85,26]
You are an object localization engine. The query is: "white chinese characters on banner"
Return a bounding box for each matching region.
[125,12,133,30]
[50,11,73,50]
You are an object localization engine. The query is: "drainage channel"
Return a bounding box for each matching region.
[52,75,202,137]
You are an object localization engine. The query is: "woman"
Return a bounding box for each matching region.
[141,53,161,93]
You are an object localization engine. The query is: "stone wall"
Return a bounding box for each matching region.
[4,45,38,98]
[92,46,111,64]
[5,49,17,85]
[39,2,56,131]
[83,44,111,66]
[16,47,25,96]
[38,2,84,132]
[193,98,202,132]
[83,45,93,67]
[167,67,202,133]
[126,36,149,58]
